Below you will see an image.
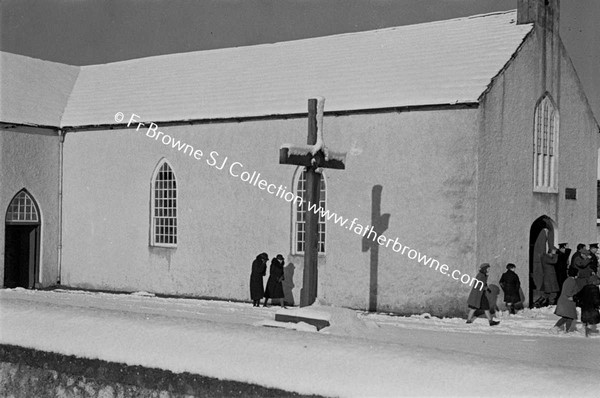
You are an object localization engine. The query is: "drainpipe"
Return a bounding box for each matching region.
[57,129,64,285]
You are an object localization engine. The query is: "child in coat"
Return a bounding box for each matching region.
[499,263,521,314]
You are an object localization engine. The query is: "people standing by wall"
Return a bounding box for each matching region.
[499,263,521,314]
[588,243,599,273]
[264,254,286,308]
[554,243,571,298]
[539,246,560,305]
[250,252,268,307]
[466,263,500,326]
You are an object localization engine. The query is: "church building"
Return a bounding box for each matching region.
[1,0,598,315]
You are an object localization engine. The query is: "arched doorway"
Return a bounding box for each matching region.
[529,215,556,307]
[3,190,41,289]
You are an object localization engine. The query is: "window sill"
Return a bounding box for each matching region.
[533,187,558,194]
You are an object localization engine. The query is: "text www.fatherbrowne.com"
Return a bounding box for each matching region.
[120,112,485,291]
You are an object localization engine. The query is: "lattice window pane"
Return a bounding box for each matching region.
[294,169,326,254]
[533,96,558,191]
[151,162,177,246]
[6,191,39,223]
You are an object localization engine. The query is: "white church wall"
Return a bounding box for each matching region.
[0,128,60,287]
[477,28,599,306]
[61,107,479,315]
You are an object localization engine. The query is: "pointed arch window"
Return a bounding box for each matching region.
[292,168,326,255]
[6,190,40,223]
[533,95,559,193]
[151,160,177,247]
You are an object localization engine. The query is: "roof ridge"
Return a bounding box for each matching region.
[80,9,518,68]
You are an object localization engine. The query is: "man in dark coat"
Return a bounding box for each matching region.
[499,263,521,314]
[466,263,500,326]
[589,243,599,273]
[569,243,587,273]
[250,253,268,307]
[554,243,571,298]
[540,247,560,305]
[264,254,286,307]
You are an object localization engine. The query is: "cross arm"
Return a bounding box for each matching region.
[279,145,346,170]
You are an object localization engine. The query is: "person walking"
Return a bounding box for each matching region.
[250,252,268,307]
[499,263,521,314]
[466,263,500,326]
[554,243,571,298]
[551,267,582,334]
[264,254,286,308]
[540,246,560,305]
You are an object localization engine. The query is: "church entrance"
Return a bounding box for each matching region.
[528,215,556,308]
[3,190,41,289]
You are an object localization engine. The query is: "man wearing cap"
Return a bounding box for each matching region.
[555,243,571,298]
[589,243,599,273]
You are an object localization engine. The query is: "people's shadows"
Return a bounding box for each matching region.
[283,262,296,306]
[362,185,390,312]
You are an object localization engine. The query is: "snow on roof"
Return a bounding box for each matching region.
[2,10,533,128]
[0,52,79,127]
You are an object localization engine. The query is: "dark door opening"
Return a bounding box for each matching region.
[529,216,556,308]
[3,225,39,288]
[3,190,41,289]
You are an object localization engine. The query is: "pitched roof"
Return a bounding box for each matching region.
[2,10,533,128]
[0,52,79,127]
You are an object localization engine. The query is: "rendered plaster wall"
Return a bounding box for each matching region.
[477,29,599,304]
[0,128,60,287]
[61,108,479,315]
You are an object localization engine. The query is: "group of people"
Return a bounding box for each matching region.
[466,242,600,336]
[551,243,600,336]
[249,252,286,307]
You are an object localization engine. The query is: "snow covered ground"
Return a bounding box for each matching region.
[1,288,600,397]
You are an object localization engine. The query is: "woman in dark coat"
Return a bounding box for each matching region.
[263,254,285,307]
[499,263,521,314]
[250,253,268,307]
[466,263,500,326]
[552,267,582,333]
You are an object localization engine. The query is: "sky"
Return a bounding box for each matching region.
[0,0,599,121]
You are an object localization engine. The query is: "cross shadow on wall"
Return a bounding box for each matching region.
[362,185,390,312]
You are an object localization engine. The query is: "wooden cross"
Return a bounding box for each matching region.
[280,97,346,307]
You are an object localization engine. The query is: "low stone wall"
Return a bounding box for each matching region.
[0,344,321,398]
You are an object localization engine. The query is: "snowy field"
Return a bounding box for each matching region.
[1,288,600,397]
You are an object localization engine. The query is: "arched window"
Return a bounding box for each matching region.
[151,160,177,247]
[292,168,326,254]
[6,190,39,223]
[533,95,559,192]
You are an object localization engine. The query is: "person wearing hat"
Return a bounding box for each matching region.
[250,253,269,307]
[263,254,286,307]
[539,246,560,305]
[466,263,500,326]
[499,263,521,315]
[589,243,599,273]
[554,243,571,298]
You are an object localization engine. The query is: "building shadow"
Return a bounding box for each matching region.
[283,262,296,306]
[362,185,390,312]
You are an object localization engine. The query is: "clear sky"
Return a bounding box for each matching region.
[1,0,599,121]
